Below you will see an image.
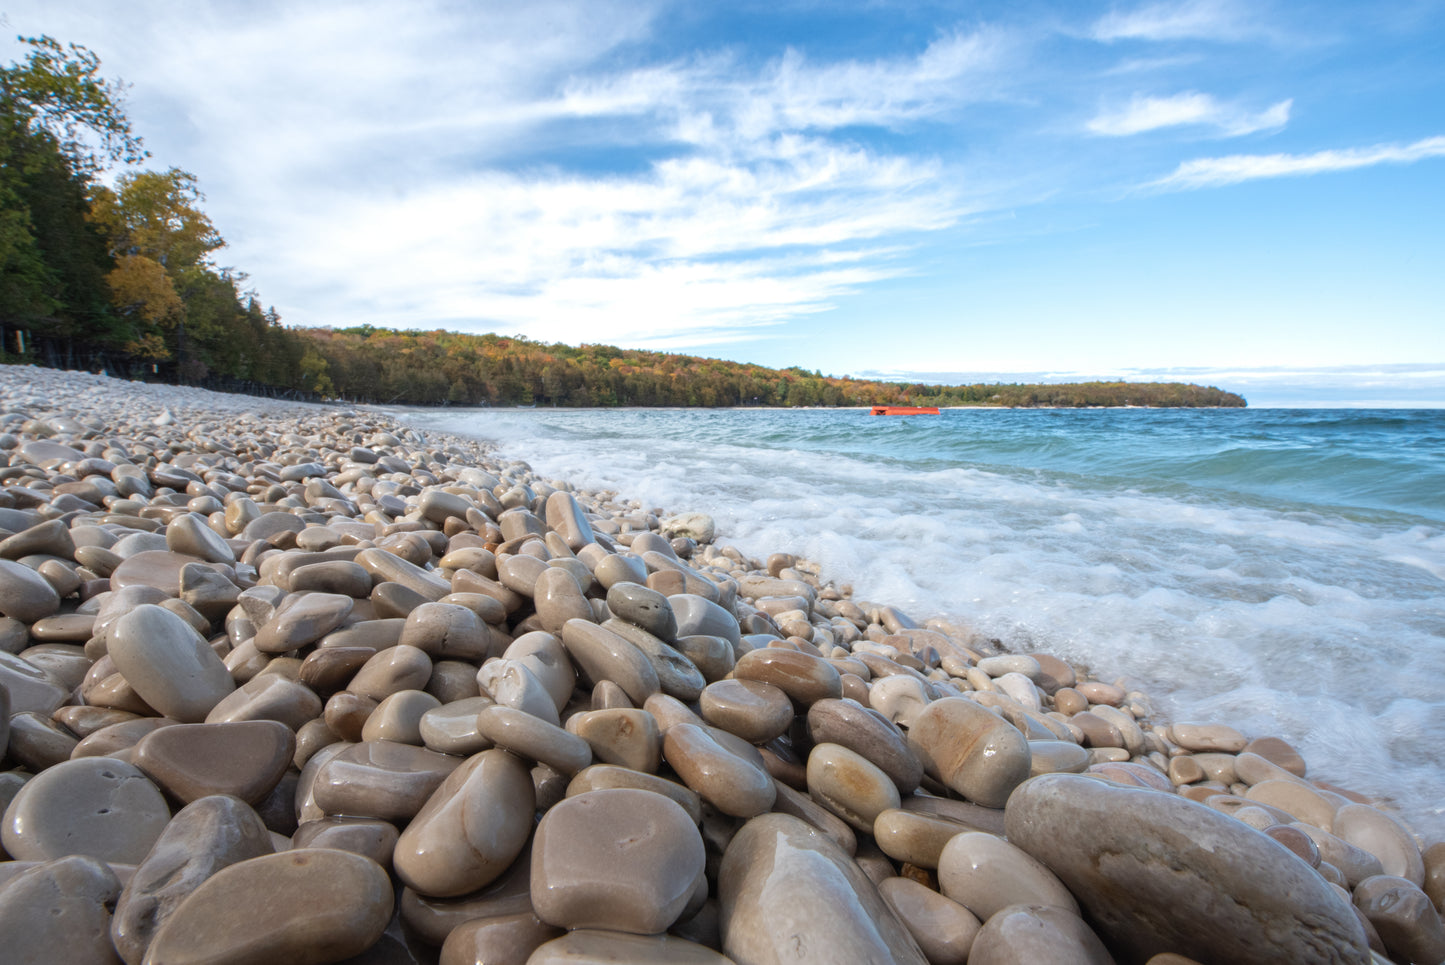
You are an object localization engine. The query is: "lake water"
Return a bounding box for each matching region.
[401,405,1445,839]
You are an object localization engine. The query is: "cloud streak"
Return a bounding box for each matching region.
[1152,135,1445,189]
[1091,0,1262,43]
[1088,91,1290,136]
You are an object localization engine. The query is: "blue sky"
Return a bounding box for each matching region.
[6,0,1444,404]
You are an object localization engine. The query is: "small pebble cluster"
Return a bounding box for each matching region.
[0,364,1440,965]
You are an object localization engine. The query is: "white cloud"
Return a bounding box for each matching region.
[1088,91,1290,136]
[1152,135,1445,189]
[1092,0,1261,43]
[0,1,994,348]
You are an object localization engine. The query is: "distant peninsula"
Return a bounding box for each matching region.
[299,325,1248,409]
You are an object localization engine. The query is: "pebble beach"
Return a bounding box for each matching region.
[0,363,1440,965]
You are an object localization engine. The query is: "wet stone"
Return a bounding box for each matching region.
[131,720,295,805]
[718,812,927,965]
[1005,772,1370,965]
[0,854,124,965]
[109,603,236,723]
[144,848,393,965]
[3,756,170,865]
[532,788,705,935]
[394,748,535,898]
[111,794,274,965]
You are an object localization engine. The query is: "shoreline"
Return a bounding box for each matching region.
[0,363,1434,963]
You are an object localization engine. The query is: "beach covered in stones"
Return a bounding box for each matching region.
[0,364,1440,965]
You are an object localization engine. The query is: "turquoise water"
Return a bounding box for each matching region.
[402,406,1445,837]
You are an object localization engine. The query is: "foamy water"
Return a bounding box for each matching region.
[400,406,1445,840]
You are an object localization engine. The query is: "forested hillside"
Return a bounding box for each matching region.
[303,325,1245,408]
[0,36,1245,409]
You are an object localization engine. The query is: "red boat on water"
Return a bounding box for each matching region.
[870,405,940,415]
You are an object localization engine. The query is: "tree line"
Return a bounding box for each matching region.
[0,36,1246,410]
[0,35,317,395]
[302,325,1245,408]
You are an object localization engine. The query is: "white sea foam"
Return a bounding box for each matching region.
[407,407,1445,839]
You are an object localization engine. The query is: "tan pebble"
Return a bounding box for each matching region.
[567,708,661,772]
[1424,842,1445,917]
[477,704,592,774]
[294,717,340,769]
[0,854,123,965]
[8,710,80,768]
[1168,755,1205,785]
[111,550,228,596]
[418,696,495,756]
[566,764,702,823]
[166,512,235,563]
[0,649,70,715]
[394,748,535,898]
[938,831,1078,921]
[3,756,169,864]
[361,689,441,744]
[1246,778,1339,831]
[298,646,377,695]
[439,912,563,965]
[1027,652,1076,691]
[1087,760,1174,793]
[770,779,857,856]
[290,817,399,871]
[967,904,1113,965]
[1075,680,1125,706]
[533,566,594,635]
[503,631,576,710]
[1353,874,1445,965]
[1170,722,1248,753]
[643,692,704,732]
[663,722,776,817]
[324,691,378,742]
[806,742,900,833]
[873,808,977,869]
[532,788,704,934]
[1243,736,1307,777]
[0,557,62,622]
[145,849,393,965]
[1333,803,1426,886]
[718,812,927,965]
[1089,703,1145,755]
[312,740,462,822]
[347,643,433,701]
[132,720,295,805]
[1069,710,1124,749]
[287,559,372,597]
[254,592,354,653]
[1028,739,1090,777]
[205,673,323,729]
[527,929,731,964]
[560,618,660,705]
[732,647,841,706]
[605,582,677,639]
[1234,750,1304,786]
[601,617,707,702]
[1053,687,1087,715]
[807,697,922,792]
[1006,773,1370,964]
[701,678,793,744]
[108,603,236,722]
[908,698,1031,809]
[1264,824,1322,867]
[478,659,562,725]
[111,794,273,965]
[400,601,491,661]
[878,876,981,965]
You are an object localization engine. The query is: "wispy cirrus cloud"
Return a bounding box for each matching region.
[1152,135,1445,189]
[1088,91,1291,136]
[1091,0,1264,43]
